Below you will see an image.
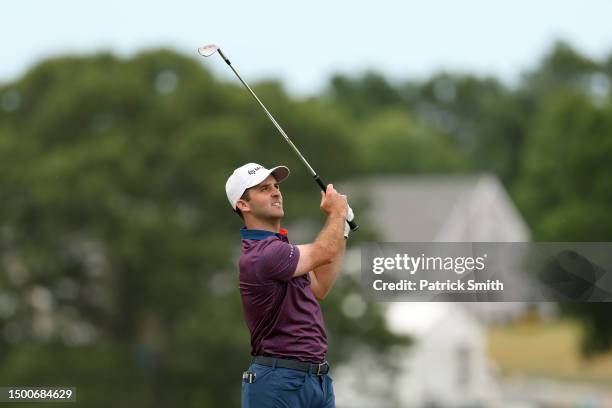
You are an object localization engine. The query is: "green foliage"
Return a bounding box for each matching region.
[327,72,526,182]
[352,109,469,174]
[514,47,612,356]
[328,71,404,117]
[524,41,602,96]
[517,90,612,226]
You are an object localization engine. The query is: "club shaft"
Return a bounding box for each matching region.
[221,57,317,177]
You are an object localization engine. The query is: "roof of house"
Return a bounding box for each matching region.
[342,173,529,242]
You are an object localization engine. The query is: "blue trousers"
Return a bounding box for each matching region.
[241,361,335,408]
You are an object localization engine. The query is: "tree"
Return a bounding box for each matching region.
[516,87,612,356]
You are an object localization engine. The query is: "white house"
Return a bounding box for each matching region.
[386,303,503,407]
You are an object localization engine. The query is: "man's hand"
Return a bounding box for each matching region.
[320,184,348,219]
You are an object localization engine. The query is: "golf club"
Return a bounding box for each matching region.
[198,44,358,231]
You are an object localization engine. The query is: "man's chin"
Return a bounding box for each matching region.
[255,210,284,220]
[270,206,284,217]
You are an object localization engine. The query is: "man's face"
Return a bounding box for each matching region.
[238,174,284,221]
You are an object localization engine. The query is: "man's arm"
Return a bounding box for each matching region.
[293,185,347,277]
[309,238,346,301]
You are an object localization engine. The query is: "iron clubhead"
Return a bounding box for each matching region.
[198,44,219,57]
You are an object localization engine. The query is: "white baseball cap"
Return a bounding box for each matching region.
[225,163,290,210]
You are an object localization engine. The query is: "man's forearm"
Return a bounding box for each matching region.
[312,238,346,299]
[313,213,346,263]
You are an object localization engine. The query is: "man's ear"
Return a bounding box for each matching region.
[236,199,250,213]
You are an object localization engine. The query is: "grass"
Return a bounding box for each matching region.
[487,317,612,385]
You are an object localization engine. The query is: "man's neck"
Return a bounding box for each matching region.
[244,219,281,233]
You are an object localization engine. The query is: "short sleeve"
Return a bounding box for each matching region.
[256,238,301,282]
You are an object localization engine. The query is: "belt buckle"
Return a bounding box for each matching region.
[316,362,326,376]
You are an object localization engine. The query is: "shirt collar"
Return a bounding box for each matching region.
[240,227,289,240]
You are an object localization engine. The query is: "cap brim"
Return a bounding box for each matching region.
[270,166,290,183]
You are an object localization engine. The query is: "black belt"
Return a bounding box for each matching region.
[252,356,330,375]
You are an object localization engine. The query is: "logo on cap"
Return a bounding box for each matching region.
[247,166,262,175]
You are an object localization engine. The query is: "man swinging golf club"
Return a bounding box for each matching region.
[226,162,353,408]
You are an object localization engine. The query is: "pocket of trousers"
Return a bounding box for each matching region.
[245,363,275,384]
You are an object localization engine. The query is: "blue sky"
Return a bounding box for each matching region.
[3,0,612,95]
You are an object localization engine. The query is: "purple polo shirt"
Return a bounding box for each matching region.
[238,228,328,363]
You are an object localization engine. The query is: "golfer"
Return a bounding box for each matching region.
[226,162,352,408]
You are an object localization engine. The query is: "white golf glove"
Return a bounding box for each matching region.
[344,206,355,239]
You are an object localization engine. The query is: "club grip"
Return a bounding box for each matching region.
[314,175,327,192]
[313,175,359,232]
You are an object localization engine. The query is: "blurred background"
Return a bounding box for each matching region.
[2,1,612,407]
